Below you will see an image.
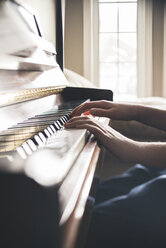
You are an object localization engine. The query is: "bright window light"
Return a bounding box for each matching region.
[99,0,137,100]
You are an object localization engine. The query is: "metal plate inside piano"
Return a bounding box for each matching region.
[0,99,89,185]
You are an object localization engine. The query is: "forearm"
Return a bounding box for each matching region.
[65,115,166,168]
[115,139,166,168]
[131,141,166,168]
[134,105,166,131]
[106,127,166,168]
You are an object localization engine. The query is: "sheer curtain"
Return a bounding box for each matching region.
[137,0,166,98]
[83,0,99,86]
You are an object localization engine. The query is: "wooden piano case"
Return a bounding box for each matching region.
[0,1,113,247]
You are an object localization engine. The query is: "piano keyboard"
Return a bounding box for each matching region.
[0,100,87,156]
[0,99,91,186]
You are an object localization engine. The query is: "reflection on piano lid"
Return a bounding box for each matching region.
[0,0,57,70]
[0,54,58,71]
[0,85,66,107]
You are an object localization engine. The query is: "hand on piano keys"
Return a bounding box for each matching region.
[70,100,113,117]
[70,99,135,121]
[65,100,138,163]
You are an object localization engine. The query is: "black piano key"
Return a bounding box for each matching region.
[53,122,60,131]
[43,129,51,138]
[38,132,47,143]
[56,121,62,128]
[22,142,33,155]
[64,116,69,122]
[63,116,69,123]
[61,116,68,123]
[65,113,71,120]
[49,125,56,133]
[47,127,54,135]
[40,131,48,139]
[61,116,67,122]
[26,139,37,151]
[45,128,51,136]
[31,137,39,146]
[34,135,45,146]
[58,119,64,126]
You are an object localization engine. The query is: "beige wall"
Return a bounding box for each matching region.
[64,0,83,76]
[17,0,56,45]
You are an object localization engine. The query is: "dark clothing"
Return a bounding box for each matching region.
[86,164,166,248]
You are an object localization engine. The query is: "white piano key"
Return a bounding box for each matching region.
[26,139,37,151]
[50,124,56,133]
[44,129,51,137]
[56,120,62,128]
[47,126,54,135]
[38,132,47,143]
[22,142,33,155]
[34,135,44,146]
[16,146,27,159]
[54,122,60,130]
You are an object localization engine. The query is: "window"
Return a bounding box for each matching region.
[99,0,137,100]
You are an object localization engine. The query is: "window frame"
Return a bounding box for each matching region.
[98,0,138,99]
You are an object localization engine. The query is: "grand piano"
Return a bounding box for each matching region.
[0,1,113,247]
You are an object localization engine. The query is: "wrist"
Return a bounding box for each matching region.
[111,135,141,163]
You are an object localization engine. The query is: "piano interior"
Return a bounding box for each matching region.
[0,1,113,248]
